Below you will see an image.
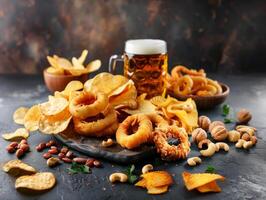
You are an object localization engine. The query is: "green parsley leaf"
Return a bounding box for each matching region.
[124,164,139,184]
[205,165,216,173]
[67,162,91,174]
[224,118,234,123]
[222,104,230,116]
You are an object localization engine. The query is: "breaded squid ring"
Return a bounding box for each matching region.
[196,84,217,96]
[116,114,152,149]
[173,75,193,95]
[69,91,108,119]
[147,114,169,129]
[171,65,206,79]
[153,126,190,161]
[191,76,207,94]
[73,108,117,136]
[207,78,222,94]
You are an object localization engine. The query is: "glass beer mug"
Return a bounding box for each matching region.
[109,39,168,99]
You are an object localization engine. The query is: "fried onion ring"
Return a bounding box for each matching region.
[153,126,190,161]
[207,78,222,94]
[191,76,207,94]
[116,114,152,149]
[73,108,117,136]
[69,91,108,119]
[173,75,193,95]
[196,84,217,96]
[171,65,206,79]
[147,114,169,129]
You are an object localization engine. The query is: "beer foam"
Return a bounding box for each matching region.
[125,39,167,54]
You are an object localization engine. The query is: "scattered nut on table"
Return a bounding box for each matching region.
[191,128,207,144]
[237,109,252,124]
[198,139,212,149]
[235,139,245,148]
[187,157,202,166]
[228,130,241,142]
[243,141,254,149]
[142,164,153,174]
[250,136,257,145]
[210,125,228,141]
[102,138,114,147]
[47,157,60,167]
[236,125,256,136]
[241,133,250,141]
[209,121,225,132]
[215,142,230,152]
[198,116,211,131]
[200,142,216,157]
[109,173,128,183]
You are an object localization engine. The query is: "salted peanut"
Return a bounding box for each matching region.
[198,139,212,149]
[109,173,128,183]
[198,116,211,131]
[187,157,202,166]
[228,130,240,142]
[235,139,245,148]
[243,141,253,149]
[237,109,252,124]
[241,133,250,141]
[250,136,257,145]
[215,142,229,152]
[47,157,60,167]
[142,164,153,174]
[101,138,114,147]
[191,128,207,144]
[200,143,216,157]
[210,125,228,141]
[236,125,256,136]
[209,121,225,132]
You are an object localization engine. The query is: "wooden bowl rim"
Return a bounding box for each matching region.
[169,82,230,100]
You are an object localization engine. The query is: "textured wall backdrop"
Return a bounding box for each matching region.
[0,0,265,74]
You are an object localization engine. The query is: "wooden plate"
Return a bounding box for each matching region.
[168,83,230,110]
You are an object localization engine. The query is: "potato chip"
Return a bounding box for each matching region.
[2,128,29,141]
[46,67,64,75]
[40,97,68,116]
[3,160,37,176]
[196,181,222,193]
[39,109,72,134]
[135,178,147,188]
[47,56,59,68]
[72,57,85,69]
[182,171,225,191]
[142,171,173,188]
[78,49,88,64]
[147,185,168,194]
[13,107,29,125]
[15,172,56,192]
[61,81,83,97]
[86,59,101,73]
[24,105,41,132]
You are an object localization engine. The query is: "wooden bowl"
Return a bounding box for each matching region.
[168,83,230,110]
[43,69,88,93]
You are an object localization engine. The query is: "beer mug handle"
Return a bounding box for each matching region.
[108,54,124,74]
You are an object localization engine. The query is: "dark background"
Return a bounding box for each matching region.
[0,0,266,74]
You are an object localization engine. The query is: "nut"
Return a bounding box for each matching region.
[210,125,228,141]
[198,116,211,131]
[215,142,230,152]
[62,157,72,163]
[48,148,58,155]
[101,138,114,147]
[237,109,252,124]
[235,139,245,148]
[250,136,257,145]
[109,173,128,183]
[46,140,56,147]
[43,152,52,159]
[16,149,25,158]
[200,143,216,157]
[243,141,253,149]
[36,145,43,152]
[20,139,27,144]
[60,147,68,154]
[66,151,74,158]
[47,157,60,167]
[191,128,207,144]
[19,144,30,152]
[198,139,212,149]
[93,160,102,168]
[73,157,87,164]
[209,121,225,132]
[9,142,19,149]
[141,164,153,174]
[236,125,256,136]
[228,130,240,142]
[58,153,65,160]
[85,159,95,167]
[241,133,250,141]
[187,157,202,166]
[6,146,16,153]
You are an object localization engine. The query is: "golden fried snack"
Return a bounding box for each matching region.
[207,78,222,94]
[173,75,193,95]
[147,114,169,129]
[171,65,206,79]
[116,114,153,149]
[73,108,117,136]
[153,126,190,161]
[190,76,207,94]
[69,91,108,119]
[196,85,217,96]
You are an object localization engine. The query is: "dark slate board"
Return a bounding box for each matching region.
[54,125,156,164]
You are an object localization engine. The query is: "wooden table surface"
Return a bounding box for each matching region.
[0,74,265,200]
